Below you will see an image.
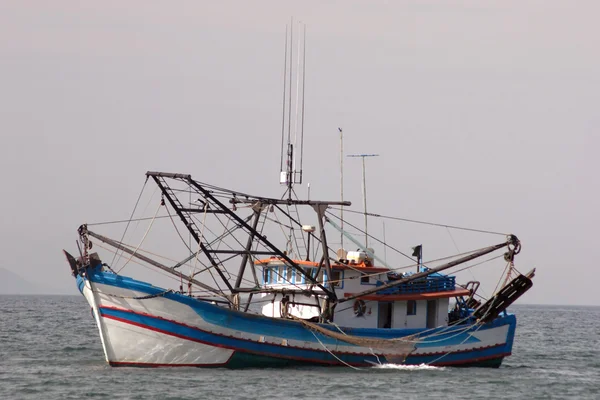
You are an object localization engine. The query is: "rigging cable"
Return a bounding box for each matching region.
[87,215,172,226]
[446,226,488,299]
[329,206,508,236]
[109,177,148,268]
[116,201,162,274]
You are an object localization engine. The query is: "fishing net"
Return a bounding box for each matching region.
[297,318,416,362]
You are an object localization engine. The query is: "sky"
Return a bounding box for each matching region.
[0,1,598,305]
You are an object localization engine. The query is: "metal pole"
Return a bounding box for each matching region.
[313,204,337,302]
[347,154,379,248]
[383,220,387,264]
[339,128,344,250]
[361,156,367,247]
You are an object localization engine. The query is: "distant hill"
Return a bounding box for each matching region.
[0,267,42,294]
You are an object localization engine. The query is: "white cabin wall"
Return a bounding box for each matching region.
[392,300,434,329]
[335,271,360,296]
[331,270,384,328]
[260,293,320,320]
[333,300,378,328]
[261,294,280,318]
[437,298,450,326]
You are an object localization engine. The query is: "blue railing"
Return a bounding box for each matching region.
[375,276,456,295]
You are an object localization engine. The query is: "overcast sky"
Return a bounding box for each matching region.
[1,1,598,305]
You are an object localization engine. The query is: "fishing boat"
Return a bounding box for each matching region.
[64,170,533,368]
[64,23,534,368]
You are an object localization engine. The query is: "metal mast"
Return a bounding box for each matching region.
[347,154,379,247]
[338,127,344,249]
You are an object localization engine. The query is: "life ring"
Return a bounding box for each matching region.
[353,299,367,317]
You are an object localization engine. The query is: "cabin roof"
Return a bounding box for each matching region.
[343,288,470,301]
[254,258,389,273]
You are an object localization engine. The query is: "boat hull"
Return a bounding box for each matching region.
[77,270,516,368]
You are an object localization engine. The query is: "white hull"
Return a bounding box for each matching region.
[82,279,233,366]
[79,274,516,368]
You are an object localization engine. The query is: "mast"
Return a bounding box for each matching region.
[339,127,344,250]
[347,153,379,247]
[313,204,337,301]
[234,205,263,289]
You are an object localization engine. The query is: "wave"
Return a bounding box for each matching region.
[370,363,445,371]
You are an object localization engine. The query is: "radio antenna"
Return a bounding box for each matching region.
[279,20,307,201]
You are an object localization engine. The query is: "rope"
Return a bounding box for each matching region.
[307,329,362,371]
[424,296,499,365]
[424,322,486,366]
[394,322,478,344]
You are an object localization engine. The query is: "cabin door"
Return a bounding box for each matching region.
[426,300,438,329]
[377,302,393,329]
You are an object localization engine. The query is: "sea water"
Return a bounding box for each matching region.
[0,296,598,399]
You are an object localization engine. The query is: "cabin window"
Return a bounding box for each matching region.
[361,273,377,285]
[330,270,342,287]
[263,268,269,284]
[286,266,294,283]
[278,266,285,283]
[407,300,417,316]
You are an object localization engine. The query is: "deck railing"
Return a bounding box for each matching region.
[375,275,456,295]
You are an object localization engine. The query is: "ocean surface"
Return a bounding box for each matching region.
[0,296,598,400]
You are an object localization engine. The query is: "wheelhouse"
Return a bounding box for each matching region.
[254,256,469,329]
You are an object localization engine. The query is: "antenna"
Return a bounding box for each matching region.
[279,20,307,200]
[347,153,379,247]
[339,127,344,249]
[279,25,288,178]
